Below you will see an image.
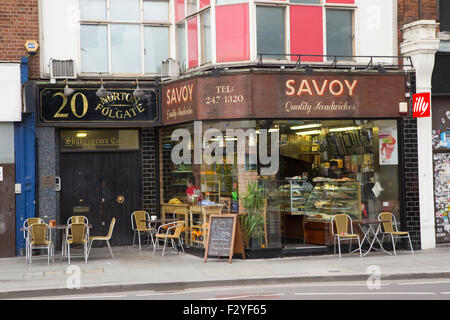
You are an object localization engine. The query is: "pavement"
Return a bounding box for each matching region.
[2,244,450,299]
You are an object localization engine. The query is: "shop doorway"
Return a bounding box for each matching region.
[60,151,141,246]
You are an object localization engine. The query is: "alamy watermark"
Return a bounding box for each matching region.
[171,121,279,175]
[366,265,381,290]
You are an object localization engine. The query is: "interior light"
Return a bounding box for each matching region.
[295,130,322,136]
[329,126,362,132]
[290,123,322,130]
[76,132,87,138]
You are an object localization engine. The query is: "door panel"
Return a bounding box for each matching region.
[60,151,141,247]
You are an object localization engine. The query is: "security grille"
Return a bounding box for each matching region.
[49,59,76,79]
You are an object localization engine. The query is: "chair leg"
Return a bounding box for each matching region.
[138,231,141,251]
[84,243,88,264]
[179,238,185,254]
[391,234,396,256]
[334,237,336,255]
[162,237,168,257]
[408,234,414,255]
[106,240,115,259]
[133,231,136,248]
[87,240,93,260]
[337,237,341,258]
[349,239,352,253]
[358,237,362,259]
[68,243,71,264]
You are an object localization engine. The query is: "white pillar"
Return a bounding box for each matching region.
[400,20,440,250]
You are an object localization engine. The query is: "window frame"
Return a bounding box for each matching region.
[79,0,172,76]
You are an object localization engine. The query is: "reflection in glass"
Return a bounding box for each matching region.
[143,0,169,21]
[80,25,108,73]
[80,0,107,20]
[201,10,211,64]
[326,9,353,60]
[110,0,139,21]
[256,6,285,58]
[111,24,141,74]
[144,26,169,73]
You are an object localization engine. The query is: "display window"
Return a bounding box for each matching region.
[159,118,401,251]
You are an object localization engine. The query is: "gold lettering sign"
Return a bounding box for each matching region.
[60,129,139,152]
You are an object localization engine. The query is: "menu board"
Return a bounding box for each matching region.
[204,214,245,263]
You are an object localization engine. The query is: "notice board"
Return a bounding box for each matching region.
[203,214,245,264]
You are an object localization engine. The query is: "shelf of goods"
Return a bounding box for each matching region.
[304,180,361,245]
[189,204,224,247]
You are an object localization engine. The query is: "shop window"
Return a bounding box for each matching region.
[256,6,286,58]
[326,9,353,60]
[201,9,212,64]
[79,0,170,75]
[159,119,401,252]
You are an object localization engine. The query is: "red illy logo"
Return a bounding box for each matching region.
[412,92,431,118]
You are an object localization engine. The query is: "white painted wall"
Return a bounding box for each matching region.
[40,0,80,77]
[356,0,397,65]
[0,63,22,122]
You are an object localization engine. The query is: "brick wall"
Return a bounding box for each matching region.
[0,0,40,79]
[400,114,421,249]
[142,128,158,215]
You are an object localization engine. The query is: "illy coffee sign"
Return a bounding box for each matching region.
[412,92,431,118]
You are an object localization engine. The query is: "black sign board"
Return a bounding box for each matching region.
[39,87,159,125]
[204,214,245,264]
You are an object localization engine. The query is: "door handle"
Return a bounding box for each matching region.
[55,177,61,192]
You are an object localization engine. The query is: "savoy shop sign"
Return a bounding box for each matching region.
[39,86,159,126]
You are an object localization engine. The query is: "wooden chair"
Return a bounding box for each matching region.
[331,214,362,259]
[23,217,44,263]
[153,221,185,257]
[28,223,54,265]
[87,218,116,261]
[378,212,413,255]
[62,223,89,264]
[131,211,154,251]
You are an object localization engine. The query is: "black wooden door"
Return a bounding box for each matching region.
[60,151,141,246]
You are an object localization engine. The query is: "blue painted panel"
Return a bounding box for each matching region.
[14,112,36,256]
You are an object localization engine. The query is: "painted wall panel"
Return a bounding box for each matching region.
[216,4,250,63]
[175,0,185,22]
[200,0,210,9]
[187,17,199,68]
[326,0,355,4]
[356,0,396,64]
[0,64,21,122]
[290,5,323,62]
[40,0,79,76]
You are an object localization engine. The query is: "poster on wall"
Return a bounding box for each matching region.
[434,153,450,243]
[378,126,398,165]
[432,99,450,151]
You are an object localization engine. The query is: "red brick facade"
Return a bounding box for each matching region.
[0,0,40,79]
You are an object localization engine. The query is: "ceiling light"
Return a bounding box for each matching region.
[295,130,322,136]
[290,123,322,130]
[329,126,362,132]
[76,132,87,138]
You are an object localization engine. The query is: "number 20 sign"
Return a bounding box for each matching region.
[39,86,158,124]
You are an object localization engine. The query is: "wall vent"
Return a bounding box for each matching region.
[49,59,76,79]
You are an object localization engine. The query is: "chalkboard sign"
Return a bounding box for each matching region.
[204,214,245,264]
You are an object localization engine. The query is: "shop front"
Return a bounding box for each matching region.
[160,70,410,256]
[36,83,159,247]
